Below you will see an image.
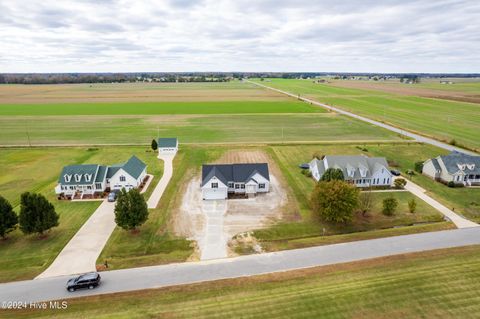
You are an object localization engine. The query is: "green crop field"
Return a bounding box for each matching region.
[0,101,320,116]
[0,113,403,145]
[0,146,165,282]
[253,79,480,151]
[5,246,480,319]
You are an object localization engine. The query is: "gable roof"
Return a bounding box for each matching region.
[122,155,147,179]
[201,163,269,186]
[158,138,178,148]
[438,151,480,175]
[59,164,99,185]
[322,155,390,179]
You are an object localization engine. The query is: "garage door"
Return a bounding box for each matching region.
[203,188,227,200]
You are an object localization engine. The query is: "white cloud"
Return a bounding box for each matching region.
[0,0,479,72]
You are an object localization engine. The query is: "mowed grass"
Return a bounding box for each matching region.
[6,246,480,319]
[0,101,319,115]
[254,79,480,151]
[0,146,164,282]
[0,113,403,145]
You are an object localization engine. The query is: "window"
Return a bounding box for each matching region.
[211,183,218,189]
[241,184,245,189]
[74,174,81,182]
[259,183,265,189]
[120,176,126,182]
[87,186,92,190]
[64,174,72,182]
[235,184,240,189]
[383,178,386,184]
[228,182,234,188]
[95,183,102,190]
[386,178,390,184]
[85,174,92,182]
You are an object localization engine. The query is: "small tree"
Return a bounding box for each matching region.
[115,189,149,232]
[394,178,407,189]
[311,180,359,223]
[151,139,158,151]
[414,161,424,173]
[0,195,18,239]
[19,192,59,236]
[382,197,398,216]
[320,168,344,182]
[408,198,417,214]
[358,190,373,217]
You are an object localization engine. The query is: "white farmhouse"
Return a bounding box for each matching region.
[309,155,392,187]
[201,163,270,200]
[158,138,178,155]
[55,155,147,198]
[423,151,480,186]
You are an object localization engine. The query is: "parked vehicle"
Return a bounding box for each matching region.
[66,272,101,292]
[299,163,310,169]
[390,169,401,176]
[107,191,117,202]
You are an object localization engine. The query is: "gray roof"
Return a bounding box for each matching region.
[314,155,389,180]
[158,138,177,148]
[58,164,99,185]
[431,158,441,171]
[202,163,269,186]
[122,155,147,179]
[438,151,480,175]
[95,165,108,183]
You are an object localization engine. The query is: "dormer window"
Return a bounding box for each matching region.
[64,174,72,182]
[457,164,466,171]
[85,174,92,182]
[74,174,81,182]
[359,166,368,178]
[467,164,475,170]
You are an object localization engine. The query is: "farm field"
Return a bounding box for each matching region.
[253,78,480,151]
[0,146,164,282]
[0,113,403,145]
[6,246,480,319]
[0,81,291,104]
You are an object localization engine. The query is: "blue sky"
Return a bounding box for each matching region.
[0,0,479,73]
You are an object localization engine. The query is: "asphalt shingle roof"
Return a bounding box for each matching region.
[58,164,99,185]
[439,151,480,175]
[158,138,177,148]
[202,163,269,186]
[311,155,389,180]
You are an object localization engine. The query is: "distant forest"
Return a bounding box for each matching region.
[0,72,479,84]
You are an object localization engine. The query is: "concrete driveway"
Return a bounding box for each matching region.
[147,153,175,209]
[200,200,228,260]
[398,177,479,228]
[36,200,116,279]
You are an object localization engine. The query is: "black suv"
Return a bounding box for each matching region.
[66,272,101,292]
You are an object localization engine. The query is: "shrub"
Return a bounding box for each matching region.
[311,180,359,223]
[387,159,399,167]
[408,198,417,214]
[151,139,158,151]
[0,195,18,239]
[312,152,323,159]
[394,178,407,189]
[382,197,398,216]
[449,139,457,146]
[320,168,344,182]
[19,192,59,236]
[447,181,455,188]
[414,161,424,173]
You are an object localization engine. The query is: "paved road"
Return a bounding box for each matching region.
[2,227,480,304]
[399,177,479,228]
[249,81,478,156]
[147,153,175,209]
[36,200,116,279]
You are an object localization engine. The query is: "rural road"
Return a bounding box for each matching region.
[36,200,116,279]
[2,227,480,304]
[248,81,478,156]
[146,153,175,209]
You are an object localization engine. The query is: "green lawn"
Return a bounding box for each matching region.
[0,113,403,145]
[0,146,164,282]
[6,246,480,319]
[0,101,319,116]
[254,79,480,151]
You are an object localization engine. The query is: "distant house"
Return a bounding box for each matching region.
[158,138,178,155]
[309,155,392,187]
[55,155,147,198]
[423,151,480,186]
[201,163,270,200]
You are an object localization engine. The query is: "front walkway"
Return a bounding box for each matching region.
[36,200,116,279]
[398,177,479,229]
[147,153,175,209]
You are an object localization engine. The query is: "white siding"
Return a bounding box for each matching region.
[110,168,140,191]
[202,176,228,200]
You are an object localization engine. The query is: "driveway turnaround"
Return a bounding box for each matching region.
[36,200,116,279]
[249,81,478,156]
[400,178,479,228]
[3,227,480,304]
[200,200,228,260]
[147,154,175,209]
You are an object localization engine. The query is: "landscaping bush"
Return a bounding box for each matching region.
[320,168,344,182]
[408,198,417,214]
[414,161,424,173]
[382,197,398,216]
[394,178,407,189]
[447,181,456,188]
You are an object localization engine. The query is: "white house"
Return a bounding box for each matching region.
[158,138,178,155]
[423,151,480,186]
[309,155,392,187]
[201,163,270,200]
[55,155,147,198]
